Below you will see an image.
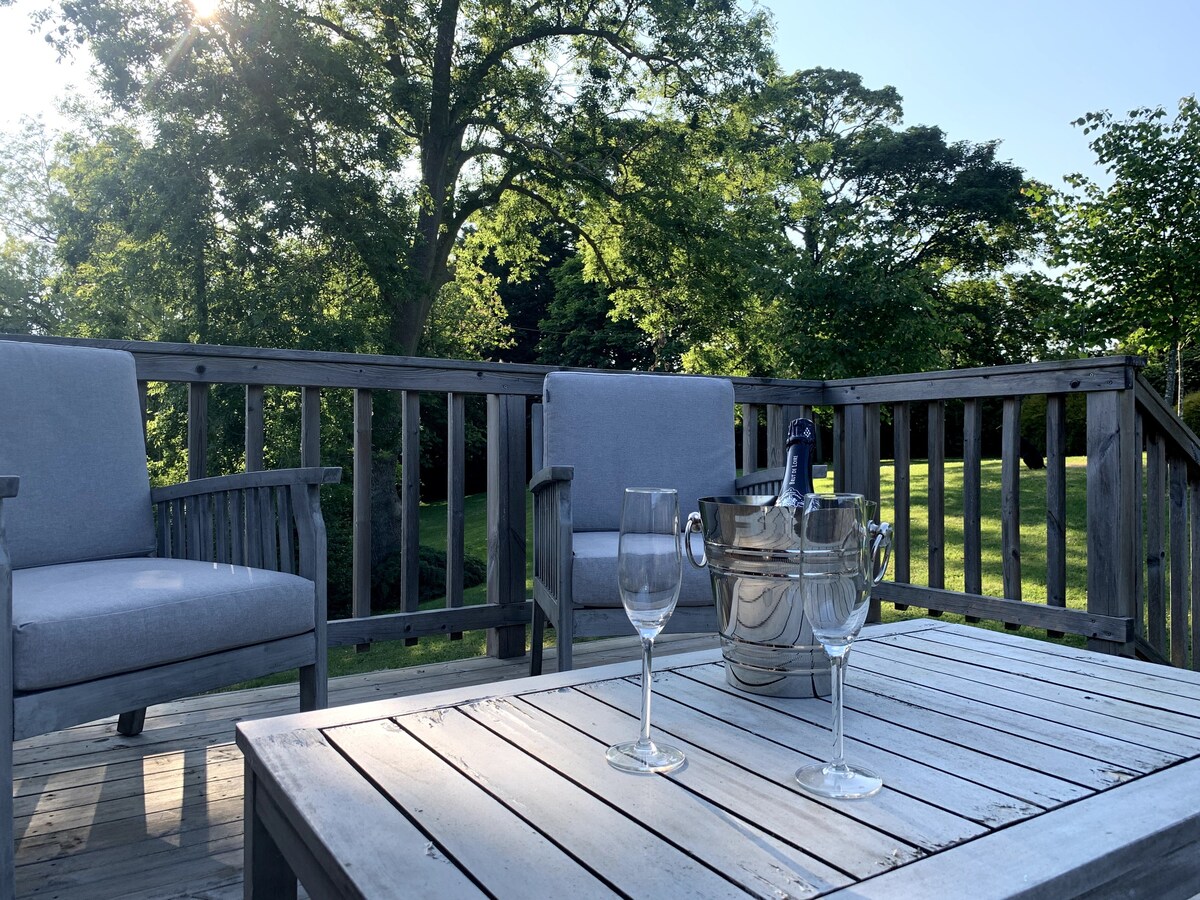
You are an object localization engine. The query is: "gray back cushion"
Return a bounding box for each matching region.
[542,372,736,531]
[0,341,156,569]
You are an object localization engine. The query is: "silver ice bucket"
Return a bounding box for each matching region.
[687,496,831,698]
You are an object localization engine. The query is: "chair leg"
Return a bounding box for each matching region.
[2,678,14,900]
[299,662,327,711]
[556,627,574,672]
[530,603,546,676]
[117,708,147,736]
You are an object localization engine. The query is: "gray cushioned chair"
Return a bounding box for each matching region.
[0,339,339,893]
[529,371,781,674]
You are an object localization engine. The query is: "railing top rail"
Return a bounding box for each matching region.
[0,334,825,401]
[1134,373,1200,470]
[822,356,1143,405]
[0,335,1146,407]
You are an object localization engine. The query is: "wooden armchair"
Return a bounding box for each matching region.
[529,372,780,675]
[0,340,339,893]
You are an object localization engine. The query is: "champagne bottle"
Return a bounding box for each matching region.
[776,417,816,507]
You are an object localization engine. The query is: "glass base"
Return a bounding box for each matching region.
[795,761,882,799]
[606,739,686,774]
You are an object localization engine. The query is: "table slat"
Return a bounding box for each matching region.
[825,758,1200,900]
[323,718,617,899]
[247,728,482,898]
[462,696,852,893]
[659,668,1050,820]
[386,706,754,899]
[503,692,922,881]
[853,641,1200,757]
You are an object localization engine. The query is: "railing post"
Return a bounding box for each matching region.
[245,384,265,472]
[841,403,881,620]
[1168,457,1188,667]
[300,387,321,467]
[187,383,209,481]
[963,398,983,615]
[487,393,527,659]
[1086,387,1138,655]
[893,401,912,607]
[767,406,783,468]
[742,403,760,474]
[832,407,844,492]
[1191,469,1200,672]
[1147,432,1167,654]
[926,400,946,619]
[353,389,372,652]
[401,391,421,646]
[840,404,873,495]
[1000,397,1023,628]
[447,393,466,641]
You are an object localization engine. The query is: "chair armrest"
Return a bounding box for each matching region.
[736,466,783,495]
[151,467,341,504]
[152,468,340,587]
[530,465,573,494]
[530,467,574,625]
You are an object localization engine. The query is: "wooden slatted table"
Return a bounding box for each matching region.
[236,620,1200,899]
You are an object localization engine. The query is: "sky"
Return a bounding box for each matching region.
[758,0,1199,188]
[1,0,1197,190]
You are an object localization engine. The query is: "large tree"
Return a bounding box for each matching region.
[579,68,1041,378]
[1054,96,1200,407]
[0,118,66,334]
[43,0,772,357]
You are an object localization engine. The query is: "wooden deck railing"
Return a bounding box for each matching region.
[5,335,1196,668]
[1,335,821,662]
[826,357,1200,667]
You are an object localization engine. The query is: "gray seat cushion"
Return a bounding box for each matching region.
[542,371,736,531]
[11,558,316,691]
[571,532,713,608]
[0,341,155,569]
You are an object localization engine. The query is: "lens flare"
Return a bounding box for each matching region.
[191,0,220,20]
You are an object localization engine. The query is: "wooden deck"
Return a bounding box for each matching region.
[12,633,718,899]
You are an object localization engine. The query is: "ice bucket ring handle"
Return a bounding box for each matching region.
[870,521,893,585]
[684,512,706,569]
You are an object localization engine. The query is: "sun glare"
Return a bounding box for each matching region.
[190,0,220,21]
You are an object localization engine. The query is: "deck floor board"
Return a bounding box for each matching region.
[11,633,716,899]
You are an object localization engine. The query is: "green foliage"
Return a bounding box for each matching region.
[0,118,65,334]
[1019,394,1089,457]
[537,256,659,369]
[1055,96,1200,405]
[573,67,1043,379]
[1182,391,1200,437]
[42,0,773,356]
[939,272,1090,369]
[373,546,487,612]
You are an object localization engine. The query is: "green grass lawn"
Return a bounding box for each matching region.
[235,457,1100,690]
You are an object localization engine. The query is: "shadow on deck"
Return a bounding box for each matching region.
[12,633,717,899]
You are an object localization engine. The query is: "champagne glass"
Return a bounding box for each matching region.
[606,488,686,774]
[794,493,892,799]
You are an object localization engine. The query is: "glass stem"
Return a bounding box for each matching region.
[829,650,848,770]
[638,635,654,749]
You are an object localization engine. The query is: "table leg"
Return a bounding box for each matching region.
[244,762,298,900]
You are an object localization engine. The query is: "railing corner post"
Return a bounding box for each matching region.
[486,393,528,660]
[1086,388,1138,655]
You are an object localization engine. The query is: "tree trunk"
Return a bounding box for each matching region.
[1165,342,1180,410]
[366,0,462,594]
[1176,339,1184,414]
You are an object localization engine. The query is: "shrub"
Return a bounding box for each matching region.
[1182,391,1200,437]
[1020,393,1088,456]
[373,545,487,611]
